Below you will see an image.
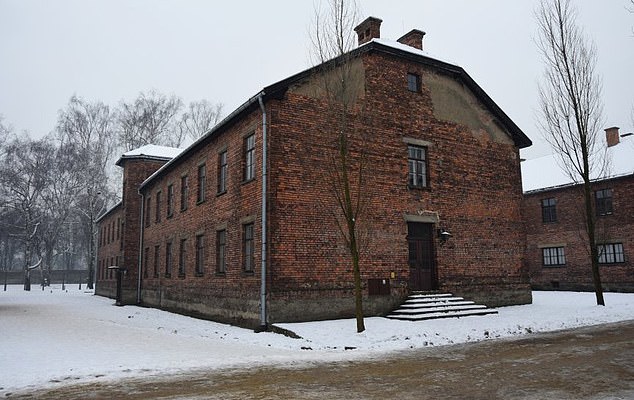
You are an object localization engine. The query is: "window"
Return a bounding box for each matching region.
[598,243,624,264]
[180,175,189,211]
[543,247,566,266]
[165,241,173,278]
[178,238,187,277]
[541,198,557,223]
[595,189,613,216]
[167,184,174,218]
[216,229,226,274]
[243,223,254,272]
[153,245,160,278]
[195,234,205,276]
[197,163,206,203]
[244,134,255,182]
[143,247,149,278]
[407,73,421,92]
[218,150,227,194]
[145,196,151,227]
[116,217,120,240]
[407,145,427,188]
[155,191,161,223]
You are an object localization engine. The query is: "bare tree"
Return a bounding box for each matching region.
[177,100,224,144]
[117,90,183,150]
[56,95,116,289]
[536,0,606,305]
[311,0,368,333]
[40,141,84,284]
[0,135,55,290]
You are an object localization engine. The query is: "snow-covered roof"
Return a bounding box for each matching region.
[369,38,459,67]
[118,144,183,161]
[521,138,634,193]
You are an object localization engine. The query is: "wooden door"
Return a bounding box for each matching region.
[407,222,436,291]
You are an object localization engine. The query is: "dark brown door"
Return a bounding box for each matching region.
[407,222,436,291]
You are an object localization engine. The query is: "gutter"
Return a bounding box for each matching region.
[257,93,268,332]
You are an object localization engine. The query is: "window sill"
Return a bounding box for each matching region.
[194,272,204,277]
[216,190,226,197]
[178,273,186,279]
[242,270,255,276]
[164,273,171,278]
[215,271,226,277]
[242,178,255,185]
[542,265,566,268]
[196,199,205,206]
[407,184,430,190]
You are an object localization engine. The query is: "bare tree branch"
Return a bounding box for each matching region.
[536,0,606,305]
[311,0,368,333]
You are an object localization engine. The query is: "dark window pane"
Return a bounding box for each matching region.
[407,145,428,188]
[218,151,227,193]
[243,223,254,272]
[197,164,206,203]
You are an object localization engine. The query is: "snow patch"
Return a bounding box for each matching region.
[1,286,633,394]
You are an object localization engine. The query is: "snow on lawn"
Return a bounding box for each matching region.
[1,286,633,394]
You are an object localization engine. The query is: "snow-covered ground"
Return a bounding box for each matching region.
[1,285,633,394]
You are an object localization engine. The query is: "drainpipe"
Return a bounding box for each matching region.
[257,93,268,331]
[137,192,145,305]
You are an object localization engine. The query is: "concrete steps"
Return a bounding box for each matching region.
[385,292,498,321]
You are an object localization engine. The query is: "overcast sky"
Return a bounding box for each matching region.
[1,0,632,159]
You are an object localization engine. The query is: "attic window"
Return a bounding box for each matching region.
[407,73,421,92]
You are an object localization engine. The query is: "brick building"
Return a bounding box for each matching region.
[522,127,634,292]
[96,145,182,302]
[97,17,533,328]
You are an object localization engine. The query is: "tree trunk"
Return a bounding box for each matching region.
[24,269,31,291]
[351,239,365,333]
[87,212,95,290]
[583,181,605,305]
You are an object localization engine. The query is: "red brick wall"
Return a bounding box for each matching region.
[266,50,530,318]
[95,204,123,298]
[96,159,168,303]
[140,112,263,325]
[523,175,634,291]
[134,48,531,327]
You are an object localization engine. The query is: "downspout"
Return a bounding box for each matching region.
[257,93,268,331]
[137,192,145,305]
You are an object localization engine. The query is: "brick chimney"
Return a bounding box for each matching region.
[397,29,426,50]
[354,16,382,46]
[605,126,620,147]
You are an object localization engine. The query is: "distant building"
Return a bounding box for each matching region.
[522,127,634,292]
[97,17,533,328]
[96,145,182,302]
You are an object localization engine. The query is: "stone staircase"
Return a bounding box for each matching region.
[385,292,498,321]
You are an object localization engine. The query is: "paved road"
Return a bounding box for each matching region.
[8,321,634,399]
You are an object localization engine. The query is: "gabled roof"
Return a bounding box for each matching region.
[115,144,183,166]
[95,201,122,224]
[521,139,634,193]
[140,38,531,190]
